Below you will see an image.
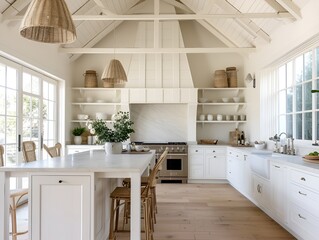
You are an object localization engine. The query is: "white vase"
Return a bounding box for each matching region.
[74,136,82,145]
[104,142,123,154]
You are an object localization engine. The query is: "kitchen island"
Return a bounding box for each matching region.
[0,149,155,240]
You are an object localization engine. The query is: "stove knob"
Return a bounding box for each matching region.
[159,147,163,152]
[181,147,185,152]
[176,147,180,152]
[170,147,174,152]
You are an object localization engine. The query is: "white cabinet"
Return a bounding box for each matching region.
[31,175,91,240]
[288,168,319,240]
[188,145,226,181]
[227,148,251,197]
[270,162,288,224]
[252,173,271,211]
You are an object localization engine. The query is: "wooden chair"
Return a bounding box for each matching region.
[108,148,168,240]
[22,141,36,162]
[122,150,166,224]
[0,145,28,240]
[43,143,62,158]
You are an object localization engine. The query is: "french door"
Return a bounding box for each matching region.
[0,56,58,188]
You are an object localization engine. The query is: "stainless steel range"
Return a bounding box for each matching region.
[134,142,188,183]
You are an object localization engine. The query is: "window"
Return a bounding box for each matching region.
[278,49,318,141]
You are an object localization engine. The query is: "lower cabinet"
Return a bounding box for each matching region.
[188,145,226,181]
[31,175,91,240]
[252,173,271,211]
[287,168,319,240]
[270,162,288,224]
[227,148,251,198]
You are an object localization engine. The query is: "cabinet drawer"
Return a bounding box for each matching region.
[289,169,319,193]
[189,148,204,155]
[205,148,225,155]
[289,183,319,217]
[289,203,319,240]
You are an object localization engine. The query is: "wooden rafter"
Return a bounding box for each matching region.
[7,12,294,22]
[276,0,301,20]
[59,47,256,54]
[264,0,286,12]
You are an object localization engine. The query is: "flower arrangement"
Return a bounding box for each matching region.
[87,111,134,143]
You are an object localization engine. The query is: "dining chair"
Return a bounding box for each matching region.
[108,148,168,240]
[22,141,36,162]
[0,145,28,240]
[43,142,62,158]
[122,149,167,225]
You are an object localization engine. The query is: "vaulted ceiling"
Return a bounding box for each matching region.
[0,0,309,61]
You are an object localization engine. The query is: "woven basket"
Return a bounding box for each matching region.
[103,80,114,88]
[214,70,228,88]
[84,70,98,88]
[226,67,237,88]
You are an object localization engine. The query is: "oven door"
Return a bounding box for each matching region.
[158,154,188,178]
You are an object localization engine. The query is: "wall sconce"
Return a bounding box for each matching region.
[245,73,256,88]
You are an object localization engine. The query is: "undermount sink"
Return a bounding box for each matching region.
[248,151,273,179]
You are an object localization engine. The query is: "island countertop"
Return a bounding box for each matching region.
[0,150,155,173]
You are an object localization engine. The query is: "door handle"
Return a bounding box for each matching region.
[18,134,21,152]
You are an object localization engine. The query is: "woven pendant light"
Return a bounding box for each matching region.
[20,0,76,44]
[101,59,127,84]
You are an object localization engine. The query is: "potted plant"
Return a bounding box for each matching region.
[72,127,86,145]
[87,111,134,154]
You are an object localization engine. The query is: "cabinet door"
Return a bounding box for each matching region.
[206,155,226,179]
[252,174,271,210]
[31,175,91,240]
[270,163,288,223]
[189,154,204,179]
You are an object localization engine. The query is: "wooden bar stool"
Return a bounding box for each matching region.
[108,148,168,240]
[0,145,28,240]
[22,141,36,162]
[43,142,62,157]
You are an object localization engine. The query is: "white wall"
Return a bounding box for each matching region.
[0,20,72,144]
[246,0,319,146]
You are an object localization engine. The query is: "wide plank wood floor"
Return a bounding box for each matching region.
[116,183,295,240]
[14,183,295,240]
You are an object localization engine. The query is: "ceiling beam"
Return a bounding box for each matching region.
[264,0,286,12]
[276,0,301,20]
[7,12,294,22]
[92,0,117,15]
[59,47,256,54]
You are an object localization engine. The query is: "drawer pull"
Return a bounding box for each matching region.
[275,165,280,168]
[59,180,63,183]
[298,191,307,196]
[195,150,198,152]
[214,156,216,158]
[236,155,239,157]
[298,214,306,220]
[300,177,306,181]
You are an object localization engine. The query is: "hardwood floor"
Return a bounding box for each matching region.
[116,183,295,240]
[14,183,295,240]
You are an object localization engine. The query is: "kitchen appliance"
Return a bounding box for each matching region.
[133,142,188,183]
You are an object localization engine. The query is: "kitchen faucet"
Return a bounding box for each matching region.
[269,132,295,155]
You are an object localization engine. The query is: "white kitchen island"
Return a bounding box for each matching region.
[0,149,155,240]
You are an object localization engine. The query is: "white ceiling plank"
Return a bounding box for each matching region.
[162,0,192,12]
[59,47,256,54]
[276,0,301,20]
[1,0,30,21]
[259,0,282,12]
[154,0,160,48]
[7,12,294,22]
[92,0,117,15]
[217,0,271,43]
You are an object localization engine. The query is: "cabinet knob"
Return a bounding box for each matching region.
[214,156,216,158]
[274,165,280,168]
[59,180,63,183]
[213,150,215,152]
[300,177,306,181]
[195,150,198,152]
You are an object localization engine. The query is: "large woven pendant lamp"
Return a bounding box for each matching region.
[20,0,76,44]
[101,59,127,84]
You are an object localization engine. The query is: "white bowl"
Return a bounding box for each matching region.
[254,143,265,150]
[233,97,240,103]
[198,98,208,103]
[135,145,144,152]
[77,114,89,120]
[222,98,229,103]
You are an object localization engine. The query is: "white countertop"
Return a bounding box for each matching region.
[0,150,155,173]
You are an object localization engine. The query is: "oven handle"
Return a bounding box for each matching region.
[160,153,188,156]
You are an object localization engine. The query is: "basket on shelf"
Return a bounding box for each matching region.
[226,67,237,88]
[84,70,98,88]
[213,70,228,88]
[103,81,114,88]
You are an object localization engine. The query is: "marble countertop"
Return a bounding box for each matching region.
[0,150,155,173]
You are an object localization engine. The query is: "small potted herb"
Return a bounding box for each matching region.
[72,127,86,145]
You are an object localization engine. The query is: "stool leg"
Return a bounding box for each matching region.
[143,199,149,240]
[10,196,17,240]
[115,199,120,231]
[108,198,116,240]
